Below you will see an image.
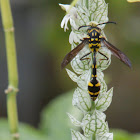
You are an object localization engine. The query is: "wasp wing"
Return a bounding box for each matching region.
[61,40,88,69]
[101,38,132,68]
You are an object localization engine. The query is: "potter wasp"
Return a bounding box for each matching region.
[61,21,131,101]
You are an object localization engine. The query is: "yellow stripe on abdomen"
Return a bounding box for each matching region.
[88,78,100,101]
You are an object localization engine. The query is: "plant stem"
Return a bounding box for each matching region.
[67,0,79,13]
[0,0,19,140]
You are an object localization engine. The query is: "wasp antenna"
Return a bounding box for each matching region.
[97,21,117,26]
[107,21,117,24]
[78,25,90,30]
[78,26,86,30]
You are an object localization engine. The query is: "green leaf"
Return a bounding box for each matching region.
[127,0,140,2]
[39,90,82,140]
[133,134,140,140]
[112,129,140,140]
[0,119,46,140]
[113,129,133,140]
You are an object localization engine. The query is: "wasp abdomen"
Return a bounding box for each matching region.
[88,78,100,101]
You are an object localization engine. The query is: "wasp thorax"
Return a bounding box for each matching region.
[87,28,100,38]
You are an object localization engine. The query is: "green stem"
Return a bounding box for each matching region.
[0,0,19,140]
[67,0,79,13]
[92,133,96,140]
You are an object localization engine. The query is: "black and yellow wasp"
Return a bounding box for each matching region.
[61,21,131,101]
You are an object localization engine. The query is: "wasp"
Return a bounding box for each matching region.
[61,21,131,101]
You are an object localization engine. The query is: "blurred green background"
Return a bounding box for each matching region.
[0,0,140,139]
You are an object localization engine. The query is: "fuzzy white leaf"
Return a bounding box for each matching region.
[96,47,111,71]
[76,0,108,28]
[96,88,113,112]
[97,70,107,94]
[82,110,108,137]
[71,55,91,74]
[71,129,87,140]
[69,31,80,44]
[72,87,91,113]
[81,113,91,128]
[96,133,113,140]
[70,43,89,74]
[70,43,91,74]
[91,0,108,28]
[67,113,82,127]
[69,31,87,44]
[76,6,90,26]
[71,57,84,74]
[77,69,91,90]
[66,69,78,82]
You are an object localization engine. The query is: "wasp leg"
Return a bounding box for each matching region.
[80,52,92,65]
[80,52,92,61]
[98,51,109,65]
[98,51,109,60]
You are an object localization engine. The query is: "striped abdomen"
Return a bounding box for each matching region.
[88,77,100,101]
[88,47,100,101]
